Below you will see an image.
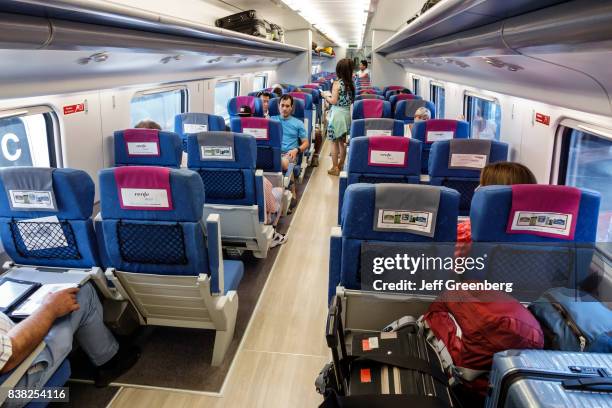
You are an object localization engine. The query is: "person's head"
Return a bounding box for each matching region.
[238,105,252,117]
[135,119,162,130]
[400,88,411,94]
[414,107,431,122]
[278,94,294,118]
[335,58,355,100]
[259,92,272,113]
[359,59,368,71]
[271,84,283,98]
[480,162,537,186]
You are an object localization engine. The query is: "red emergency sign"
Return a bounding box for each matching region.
[63,103,85,115]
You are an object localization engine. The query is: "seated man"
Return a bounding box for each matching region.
[1,283,139,404]
[271,94,309,172]
[258,92,272,119]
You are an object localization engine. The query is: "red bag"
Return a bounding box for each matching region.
[421,288,544,395]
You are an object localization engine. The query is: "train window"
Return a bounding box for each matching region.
[253,75,267,91]
[430,83,445,119]
[464,93,501,140]
[131,87,187,131]
[0,107,58,168]
[215,80,240,121]
[412,77,420,96]
[558,125,612,242]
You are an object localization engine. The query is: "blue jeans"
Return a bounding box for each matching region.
[6,283,118,407]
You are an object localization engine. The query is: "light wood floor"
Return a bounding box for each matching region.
[110,141,337,408]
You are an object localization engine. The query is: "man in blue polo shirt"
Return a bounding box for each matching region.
[271,94,309,171]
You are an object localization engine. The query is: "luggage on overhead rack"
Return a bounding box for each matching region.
[215,10,284,42]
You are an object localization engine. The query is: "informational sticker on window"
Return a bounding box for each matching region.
[183,124,208,133]
[377,209,433,233]
[16,216,68,251]
[10,190,55,210]
[127,142,159,156]
[450,153,487,169]
[427,131,454,142]
[366,129,392,137]
[120,188,170,208]
[243,127,268,140]
[369,150,405,166]
[510,211,572,236]
[200,146,234,160]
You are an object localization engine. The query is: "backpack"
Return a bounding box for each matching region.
[529,287,612,353]
[419,288,544,395]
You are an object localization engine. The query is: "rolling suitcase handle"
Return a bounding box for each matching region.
[326,295,349,395]
[562,376,612,392]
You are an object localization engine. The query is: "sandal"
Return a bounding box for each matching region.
[270,232,288,248]
[327,167,340,176]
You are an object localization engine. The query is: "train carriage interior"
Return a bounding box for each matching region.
[0,0,611,407]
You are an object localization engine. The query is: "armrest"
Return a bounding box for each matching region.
[263,171,283,188]
[338,171,348,225]
[255,169,265,223]
[206,214,224,295]
[0,342,46,403]
[329,226,343,304]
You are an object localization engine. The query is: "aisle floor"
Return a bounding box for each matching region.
[110,141,337,408]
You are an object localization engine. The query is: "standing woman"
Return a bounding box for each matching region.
[322,58,355,176]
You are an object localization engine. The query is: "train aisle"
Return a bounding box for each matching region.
[111,141,336,407]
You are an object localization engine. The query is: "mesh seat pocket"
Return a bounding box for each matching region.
[10,219,82,260]
[117,221,187,265]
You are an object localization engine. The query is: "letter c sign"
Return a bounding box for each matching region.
[1,132,22,161]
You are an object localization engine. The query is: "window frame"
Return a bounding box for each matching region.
[553,119,612,254]
[253,74,268,92]
[430,81,445,119]
[412,76,421,96]
[214,79,241,121]
[463,91,501,140]
[0,105,61,168]
[130,85,188,131]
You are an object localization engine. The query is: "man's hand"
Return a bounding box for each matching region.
[289,148,299,161]
[42,287,80,319]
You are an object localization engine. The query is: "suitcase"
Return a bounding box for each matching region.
[321,296,456,407]
[215,10,272,39]
[485,349,612,407]
[215,10,258,28]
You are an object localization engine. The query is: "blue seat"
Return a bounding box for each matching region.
[227,96,264,121]
[187,131,272,258]
[411,119,469,174]
[230,117,283,173]
[329,183,459,302]
[394,99,436,124]
[383,86,408,100]
[296,87,322,125]
[350,118,405,139]
[352,99,392,120]
[288,92,314,148]
[98,166,243,365]
[470,185,600,301]
[389,93,422,113]
[355,94,385,101]
[0,167,100,269]
[428,139,508,215]
[174,113,226,152]
[114,128,182,168]
[338,136,422,224]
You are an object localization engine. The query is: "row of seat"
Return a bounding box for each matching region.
[0,166,242,366]
[351,98,436,123]
[329,182,601,302]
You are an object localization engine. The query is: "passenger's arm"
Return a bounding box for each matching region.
[324,82,340,105]
[1,288,79,373]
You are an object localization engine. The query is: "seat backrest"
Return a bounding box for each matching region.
[114,129,182,168]
[269,97,305,120]
[350,118,405,138]
[352,99,392,120]
[470,185,600,300]
[186,131,258,206]
[411,119,469,174]
[338,183,459,290]
[288,92,313,111]
[394,99,436,123]
[99,166,211,278]
[301,83,321,90]
[346,136,422,185]
[428,139,509,215]
[355,94,385,101]
[389,94,422,112]
[230,117,282,172]
[358,89,378,96]
[296,88,320,105]
[0,167,99,268]
[383,85,406,94]
[227,96,264,120]
[174,113,226,151]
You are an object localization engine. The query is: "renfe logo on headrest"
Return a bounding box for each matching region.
[241,117,269,140]
[425,120,458,143]
[368,136,408,167]
[115,167,173,210]
[124,129,160,157]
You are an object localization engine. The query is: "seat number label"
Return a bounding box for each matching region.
[127,142,159,156]
[450,153,487,169]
